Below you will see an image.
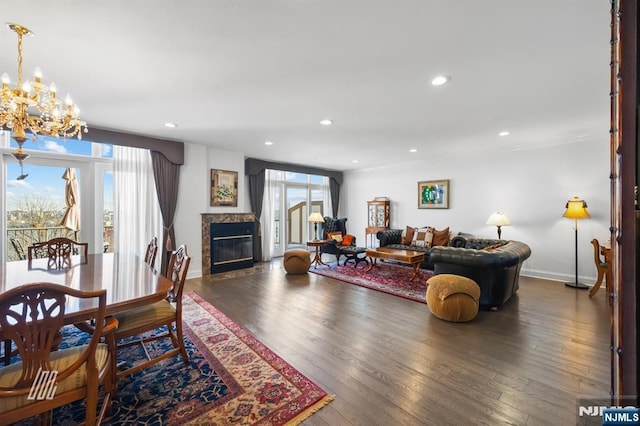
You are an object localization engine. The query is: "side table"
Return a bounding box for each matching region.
[307,240,329,268]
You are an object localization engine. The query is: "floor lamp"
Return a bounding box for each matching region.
[563,196,590,289]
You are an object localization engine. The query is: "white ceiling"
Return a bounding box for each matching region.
[0,0,610,171]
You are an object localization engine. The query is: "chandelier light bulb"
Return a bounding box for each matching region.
[2,73,10,84]
[65,94,73,106]
[49,82,56,93]
[34,67,42,81]
[22,81,31,92]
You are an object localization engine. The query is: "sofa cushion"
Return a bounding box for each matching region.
[401,226,415,245]
[432,227,450,247]
[412,227,434,247]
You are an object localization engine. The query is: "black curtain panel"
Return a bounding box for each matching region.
[248,171,265,262]
[151,151,181,275]
[330,177,340,218]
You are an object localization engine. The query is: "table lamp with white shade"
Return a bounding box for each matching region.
[486,212,511,239]
[307,212,325,241]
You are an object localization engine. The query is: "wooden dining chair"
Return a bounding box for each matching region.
[112,245,191,381]
[589,238,610,297]
[144,236,159,269]
[0,282,117,425]
[28,237,89,269]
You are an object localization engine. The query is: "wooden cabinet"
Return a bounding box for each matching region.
[365,199,390,247]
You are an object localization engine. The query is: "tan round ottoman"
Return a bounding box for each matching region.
[426,274,481,322]
[283,249,311,274]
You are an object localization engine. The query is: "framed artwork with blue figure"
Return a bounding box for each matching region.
[418,179,449,209]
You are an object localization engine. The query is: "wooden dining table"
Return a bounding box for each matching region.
[0,252,173,327]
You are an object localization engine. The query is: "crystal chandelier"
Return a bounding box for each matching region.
[0,23,87,170]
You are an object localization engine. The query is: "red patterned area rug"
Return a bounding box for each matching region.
[16,292,333,425]
[309,262,433,304]
[176,292,335,424]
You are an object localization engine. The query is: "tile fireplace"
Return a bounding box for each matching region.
[201,213,257,275]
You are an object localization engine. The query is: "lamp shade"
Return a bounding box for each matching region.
[307,212,325,223]
[563,197,590,220]
[486,212,511,227]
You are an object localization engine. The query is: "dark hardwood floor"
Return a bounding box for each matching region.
[186,258,610,425]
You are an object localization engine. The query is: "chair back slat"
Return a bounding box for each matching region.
[144,237,159,269]
[167,245,191,304]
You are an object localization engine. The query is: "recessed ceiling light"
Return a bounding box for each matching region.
[320,119,333,126]
[499,131,510,136]
[409,148,417,153]
[431,75,450,86]
[264,141,273,145]
[164,122,177,128]
[352,160,358,163]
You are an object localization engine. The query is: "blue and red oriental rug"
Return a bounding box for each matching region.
[16,292,334,425]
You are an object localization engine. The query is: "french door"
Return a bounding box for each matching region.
[270,174,326,257]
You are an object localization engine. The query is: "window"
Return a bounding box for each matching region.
[268,171,328,257]
[2,131,113,261]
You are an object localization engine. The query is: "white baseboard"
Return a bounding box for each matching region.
[521,268,595,286]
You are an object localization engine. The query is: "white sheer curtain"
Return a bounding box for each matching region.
[322,176,333,218]
[113,146,163,257]
[260,169,277,261]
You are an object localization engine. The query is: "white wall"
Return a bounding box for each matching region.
[176,136,609,283]
[340,137,610,283]
[174,143,247,278]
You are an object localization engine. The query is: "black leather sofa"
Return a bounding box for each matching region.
[429,237,531,310]
[376,228,471,269]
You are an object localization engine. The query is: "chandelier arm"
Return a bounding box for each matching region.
[16,31,23,87]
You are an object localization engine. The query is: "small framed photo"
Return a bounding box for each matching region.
[210,169,238,207]
[418,179,449,209]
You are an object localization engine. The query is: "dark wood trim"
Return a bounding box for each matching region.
[618,0,638,400]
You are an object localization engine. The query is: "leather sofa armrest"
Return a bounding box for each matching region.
[430,241,531,268]
[376,229,403,246]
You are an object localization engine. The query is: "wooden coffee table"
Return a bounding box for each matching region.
[365,247,425,281]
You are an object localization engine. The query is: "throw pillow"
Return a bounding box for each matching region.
[432,227,450,246]
[327,232,343,243]
[342,234,354,246]
[401,226,415,245]
[483,242,506,251]
[412,227,434,247]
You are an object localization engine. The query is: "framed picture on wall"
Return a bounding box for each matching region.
[418,179,449,209]
[210,169,238,207]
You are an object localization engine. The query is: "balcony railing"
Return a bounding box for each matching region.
[6,225,113,262]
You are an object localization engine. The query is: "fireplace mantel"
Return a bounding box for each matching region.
[201,213,256,276]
